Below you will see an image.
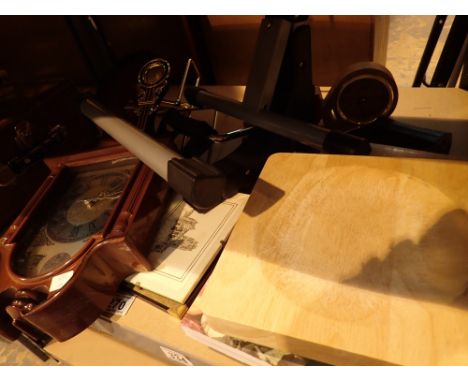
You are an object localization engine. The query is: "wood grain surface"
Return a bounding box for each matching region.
[199,153,468,365]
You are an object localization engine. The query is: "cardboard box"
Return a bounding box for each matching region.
[45,328,171,366]
[91,296,243,366]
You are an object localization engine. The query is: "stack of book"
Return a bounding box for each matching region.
[116,191,324,366]
[124,192,249,318]
[180,288,326,366]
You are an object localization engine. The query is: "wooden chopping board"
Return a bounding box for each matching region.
[199,153,468,365]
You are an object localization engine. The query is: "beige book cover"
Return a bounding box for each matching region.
[126,192,249,304]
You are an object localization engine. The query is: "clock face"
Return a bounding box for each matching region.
[11,157,138,278]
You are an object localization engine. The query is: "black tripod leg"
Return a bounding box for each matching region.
[412,15,447,87]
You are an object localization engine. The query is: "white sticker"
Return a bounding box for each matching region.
[160,346,193,366]
[49,270,74,292]
[105,292,136,316]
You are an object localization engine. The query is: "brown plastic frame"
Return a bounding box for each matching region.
[0,145,169,342]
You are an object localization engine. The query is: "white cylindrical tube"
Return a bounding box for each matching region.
[81,99,181,181]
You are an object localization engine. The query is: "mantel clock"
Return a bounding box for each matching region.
[0,145,169,342]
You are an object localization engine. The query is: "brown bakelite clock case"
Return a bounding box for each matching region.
[0,145,168,342]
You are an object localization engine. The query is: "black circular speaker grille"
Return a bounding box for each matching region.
[337,76,394,125]
[322,62,399,132]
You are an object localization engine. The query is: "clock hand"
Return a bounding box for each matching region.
[82,191,122,209]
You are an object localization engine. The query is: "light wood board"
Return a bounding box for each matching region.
[199,153,468,365]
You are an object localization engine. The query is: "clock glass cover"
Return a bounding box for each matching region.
[11,157,138,278]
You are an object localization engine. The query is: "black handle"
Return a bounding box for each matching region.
[186,86,371,155]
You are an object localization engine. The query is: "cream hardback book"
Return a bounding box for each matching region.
[125,192,249,312]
